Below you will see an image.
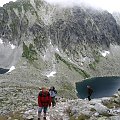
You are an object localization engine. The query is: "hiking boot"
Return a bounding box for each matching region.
[43,117,46,120]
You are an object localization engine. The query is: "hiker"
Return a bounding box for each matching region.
[49,86,57,107]
[87,85,93,101]
[38,87,51,120]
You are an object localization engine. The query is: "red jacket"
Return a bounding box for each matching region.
[38,91,51,107]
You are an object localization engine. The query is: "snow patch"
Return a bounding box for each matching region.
[81,57,90,62]
[56,47,59,52]
[9,42,16,49]
[80,62,83,66]
[68,58,73,62]
[0,39,15,49]
[50,39,52,45]
[46,71,56,78]
[0,39,3,44]
[10,44,16,49]
[100,51,110,57]
[7,66,15,73]
[82,57,87,62]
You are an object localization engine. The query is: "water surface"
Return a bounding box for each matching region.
[76,76,120,99]
[0,68,9,74]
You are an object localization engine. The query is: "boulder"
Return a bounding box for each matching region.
[94,103,110,115]
[109,116,120,120]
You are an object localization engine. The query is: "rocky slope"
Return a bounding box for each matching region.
[0,90,120,120]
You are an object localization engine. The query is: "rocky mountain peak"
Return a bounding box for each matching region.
[1,1,120,119]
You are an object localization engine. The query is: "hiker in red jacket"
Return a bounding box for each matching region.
[38,87,51,120]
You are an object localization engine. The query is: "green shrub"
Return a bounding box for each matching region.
[90,108,96,112]
[22,42,38,62]
[77,114,90,120]
[89,62,96,70]
[55,53,90,78]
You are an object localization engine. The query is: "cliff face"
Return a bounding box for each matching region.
[0,0,120,67]
[1,0,120,48]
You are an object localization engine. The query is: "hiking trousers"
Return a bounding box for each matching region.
[51,97,56,107]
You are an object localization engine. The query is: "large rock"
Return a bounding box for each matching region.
[94,103,110,115]
[109,116,120,120]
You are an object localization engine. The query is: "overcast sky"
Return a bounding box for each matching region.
[45,0,120,13]
[0,0,16,7]
[0,0,120,13]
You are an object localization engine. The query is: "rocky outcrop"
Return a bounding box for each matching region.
[0,0,120,50]
[1,0,120,46]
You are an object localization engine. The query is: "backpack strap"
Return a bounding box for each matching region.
[39,91,50,97]
[39,91,42,96]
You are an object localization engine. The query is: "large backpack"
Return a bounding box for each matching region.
[38,91,50,106]
[39,91,50,97]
